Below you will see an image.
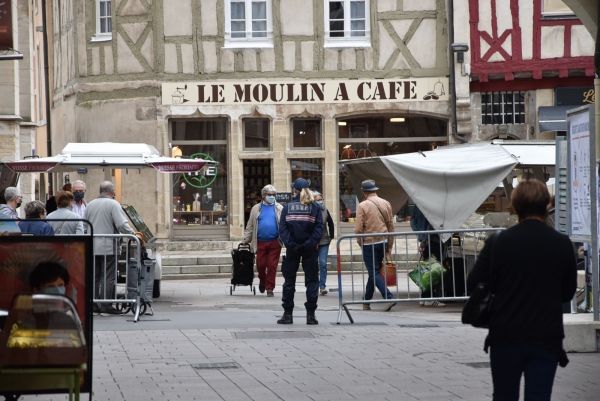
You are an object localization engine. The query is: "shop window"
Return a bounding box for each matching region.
[481,92,525,125]
[337,116,447,223]
[224,0,273,48]
[291,119,321,149]
[92,0,112,42]
[243,119,270,150]
[542,0,576,18]
[171,120,228,229]
[243,159,272,225]
[324,0,370,48]
[291,159,323,194]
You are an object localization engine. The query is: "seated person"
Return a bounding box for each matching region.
[30,262,70,295]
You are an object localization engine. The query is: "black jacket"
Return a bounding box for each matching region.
[279,201,323,251]
[467,220,577,353]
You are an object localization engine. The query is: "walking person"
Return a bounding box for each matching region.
[18,201,55,235]
[46,190,85,235]
[84,181,136,315]
[242,185,283,297]
[354,179,396,311]
[467,179,577,401]
[277,178,323,325]
[312,192,334,295]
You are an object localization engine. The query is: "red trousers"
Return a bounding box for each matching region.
[256,239,282,291]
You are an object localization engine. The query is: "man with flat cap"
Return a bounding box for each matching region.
[277,178,323,325]
[355,179,396,311]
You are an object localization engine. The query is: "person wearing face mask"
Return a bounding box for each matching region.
[0,186,22,219]
[312,192,334,295]
[46,190,85,235]
[30,262,70,295]
[70,180,87,218]
[242,185,284,297]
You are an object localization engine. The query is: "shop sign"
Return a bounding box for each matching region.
[555,86,595,106]
[275,192,291,206]
[183,153,217,189]
[0,0,12,50]
[162,78,449,106]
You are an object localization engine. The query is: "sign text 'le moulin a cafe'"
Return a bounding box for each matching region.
[162,78,450,106]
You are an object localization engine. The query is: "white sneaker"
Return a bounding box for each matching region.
[320,288,328,295]
[420,301,446,307]
[384,302,396,311]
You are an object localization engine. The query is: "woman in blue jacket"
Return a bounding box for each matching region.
[277,178,323,325]
[19,200,55,235]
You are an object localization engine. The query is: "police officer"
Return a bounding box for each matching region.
[277,178,323,325]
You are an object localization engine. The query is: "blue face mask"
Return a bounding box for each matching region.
[265,196,276,204]
[316,200,323,206]
[42,286,66,295]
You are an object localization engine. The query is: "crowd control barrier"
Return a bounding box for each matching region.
[93,234,148,322]
[335,228,503,324]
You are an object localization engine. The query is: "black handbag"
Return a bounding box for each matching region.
[461,231,500,328]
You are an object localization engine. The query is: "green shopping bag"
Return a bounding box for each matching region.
[408,256,447,293]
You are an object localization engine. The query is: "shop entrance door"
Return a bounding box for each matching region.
[243,160,271,225]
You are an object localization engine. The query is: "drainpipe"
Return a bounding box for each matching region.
[448,0,467,143]
[41,0,53,192]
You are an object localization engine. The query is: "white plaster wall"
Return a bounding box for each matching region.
[478,0,492,33]
[403,0,436,11]
[519,0,534,60]
[496,0,513,36]
[280,0,313,36]
[541,26,565,58]
[407,19,436,69]
[571,25,595,57]
[164,0,193,36]
[201,0,218,36]
[377,0,396,12]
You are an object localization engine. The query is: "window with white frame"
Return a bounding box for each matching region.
[481,92,526,125]
[324,0,370,47]
[225,0,273,48]
[92,0,112,42]
[542,0,576,18]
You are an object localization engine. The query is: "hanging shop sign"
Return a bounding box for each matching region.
[162,78,449,106]
[0,0,13,50]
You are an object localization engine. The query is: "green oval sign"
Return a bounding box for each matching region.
[183,153,217,189]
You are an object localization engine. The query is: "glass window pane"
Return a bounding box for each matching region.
[100,2,106,16]
[504,115,513,124]
[107,18,112,33]
[292,120,321,148]
[515,114,525,124]
[515,104,525,113]
[492,93,502,104]
[244,119,270,149]
[505,93,513,103]
[172,120,228,141]
[481,93,490,104]
[351,20,365,36]
[517,92,525,103]
[291,159,323,193]
[350,1,365,18]
[231,21,246,37]
[100,19,106,33]
[231,2,245,19]
[252,21,267,37]
[492,114,503,124]
[329,2,344,19]
[483,115,492,125]
[492,104,501,114]
[330,21,344,37]
[504,104,513,114]
[107,1,111,16]
[252,1,266,19]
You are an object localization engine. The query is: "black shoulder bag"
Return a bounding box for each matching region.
[461,231,500,328]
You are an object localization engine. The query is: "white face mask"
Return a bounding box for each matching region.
[265,196,276,204]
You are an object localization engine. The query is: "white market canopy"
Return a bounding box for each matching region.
[342,141,555,235]
[4,143,215,173]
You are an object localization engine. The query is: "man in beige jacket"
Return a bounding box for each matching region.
[354,179,396,311]
[242,185,283,297]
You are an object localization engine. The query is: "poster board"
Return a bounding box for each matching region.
[0,236,94,396]
[122,204,155,243]
[275,192,292,206]
[566,106,594,242]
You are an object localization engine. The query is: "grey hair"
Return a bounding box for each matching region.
[99,181,116,194]
[312,191,322,198]
[71,180,86,190]
[3,187,21,202]
[262,185,277,196]
[24,200,45,218]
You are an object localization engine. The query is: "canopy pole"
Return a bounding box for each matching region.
[448,0,468,144]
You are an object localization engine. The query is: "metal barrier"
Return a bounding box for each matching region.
[93,234,148,322]
[335,228,502,324]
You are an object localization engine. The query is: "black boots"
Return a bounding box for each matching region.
[306,311,318,325]
[277,313,293,324]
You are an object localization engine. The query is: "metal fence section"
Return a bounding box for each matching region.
[335,228,503,324]
[93,234,147,322]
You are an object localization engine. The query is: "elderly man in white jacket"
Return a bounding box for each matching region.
[84,181,135,314]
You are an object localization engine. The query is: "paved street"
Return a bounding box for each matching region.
[19,277,600,401]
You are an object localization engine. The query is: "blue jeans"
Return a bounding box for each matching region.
[490,344,559,401]
[317,243,330,290]
[362,242,393,301]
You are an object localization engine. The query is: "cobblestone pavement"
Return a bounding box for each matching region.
[17,278,600,401]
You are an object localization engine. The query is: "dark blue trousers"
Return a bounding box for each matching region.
[490,344,559,401]
[281,247,319,313]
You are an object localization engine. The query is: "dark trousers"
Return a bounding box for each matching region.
[490,344,559,401]
[256,239,282,291]
[95,255,117,300]
[362,242,393,301]
[281,246,319,313]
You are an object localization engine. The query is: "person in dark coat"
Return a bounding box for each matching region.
[312,191,334,295]
[19,200,55,235]
[277,178,323,325]
[467,179,577,401]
